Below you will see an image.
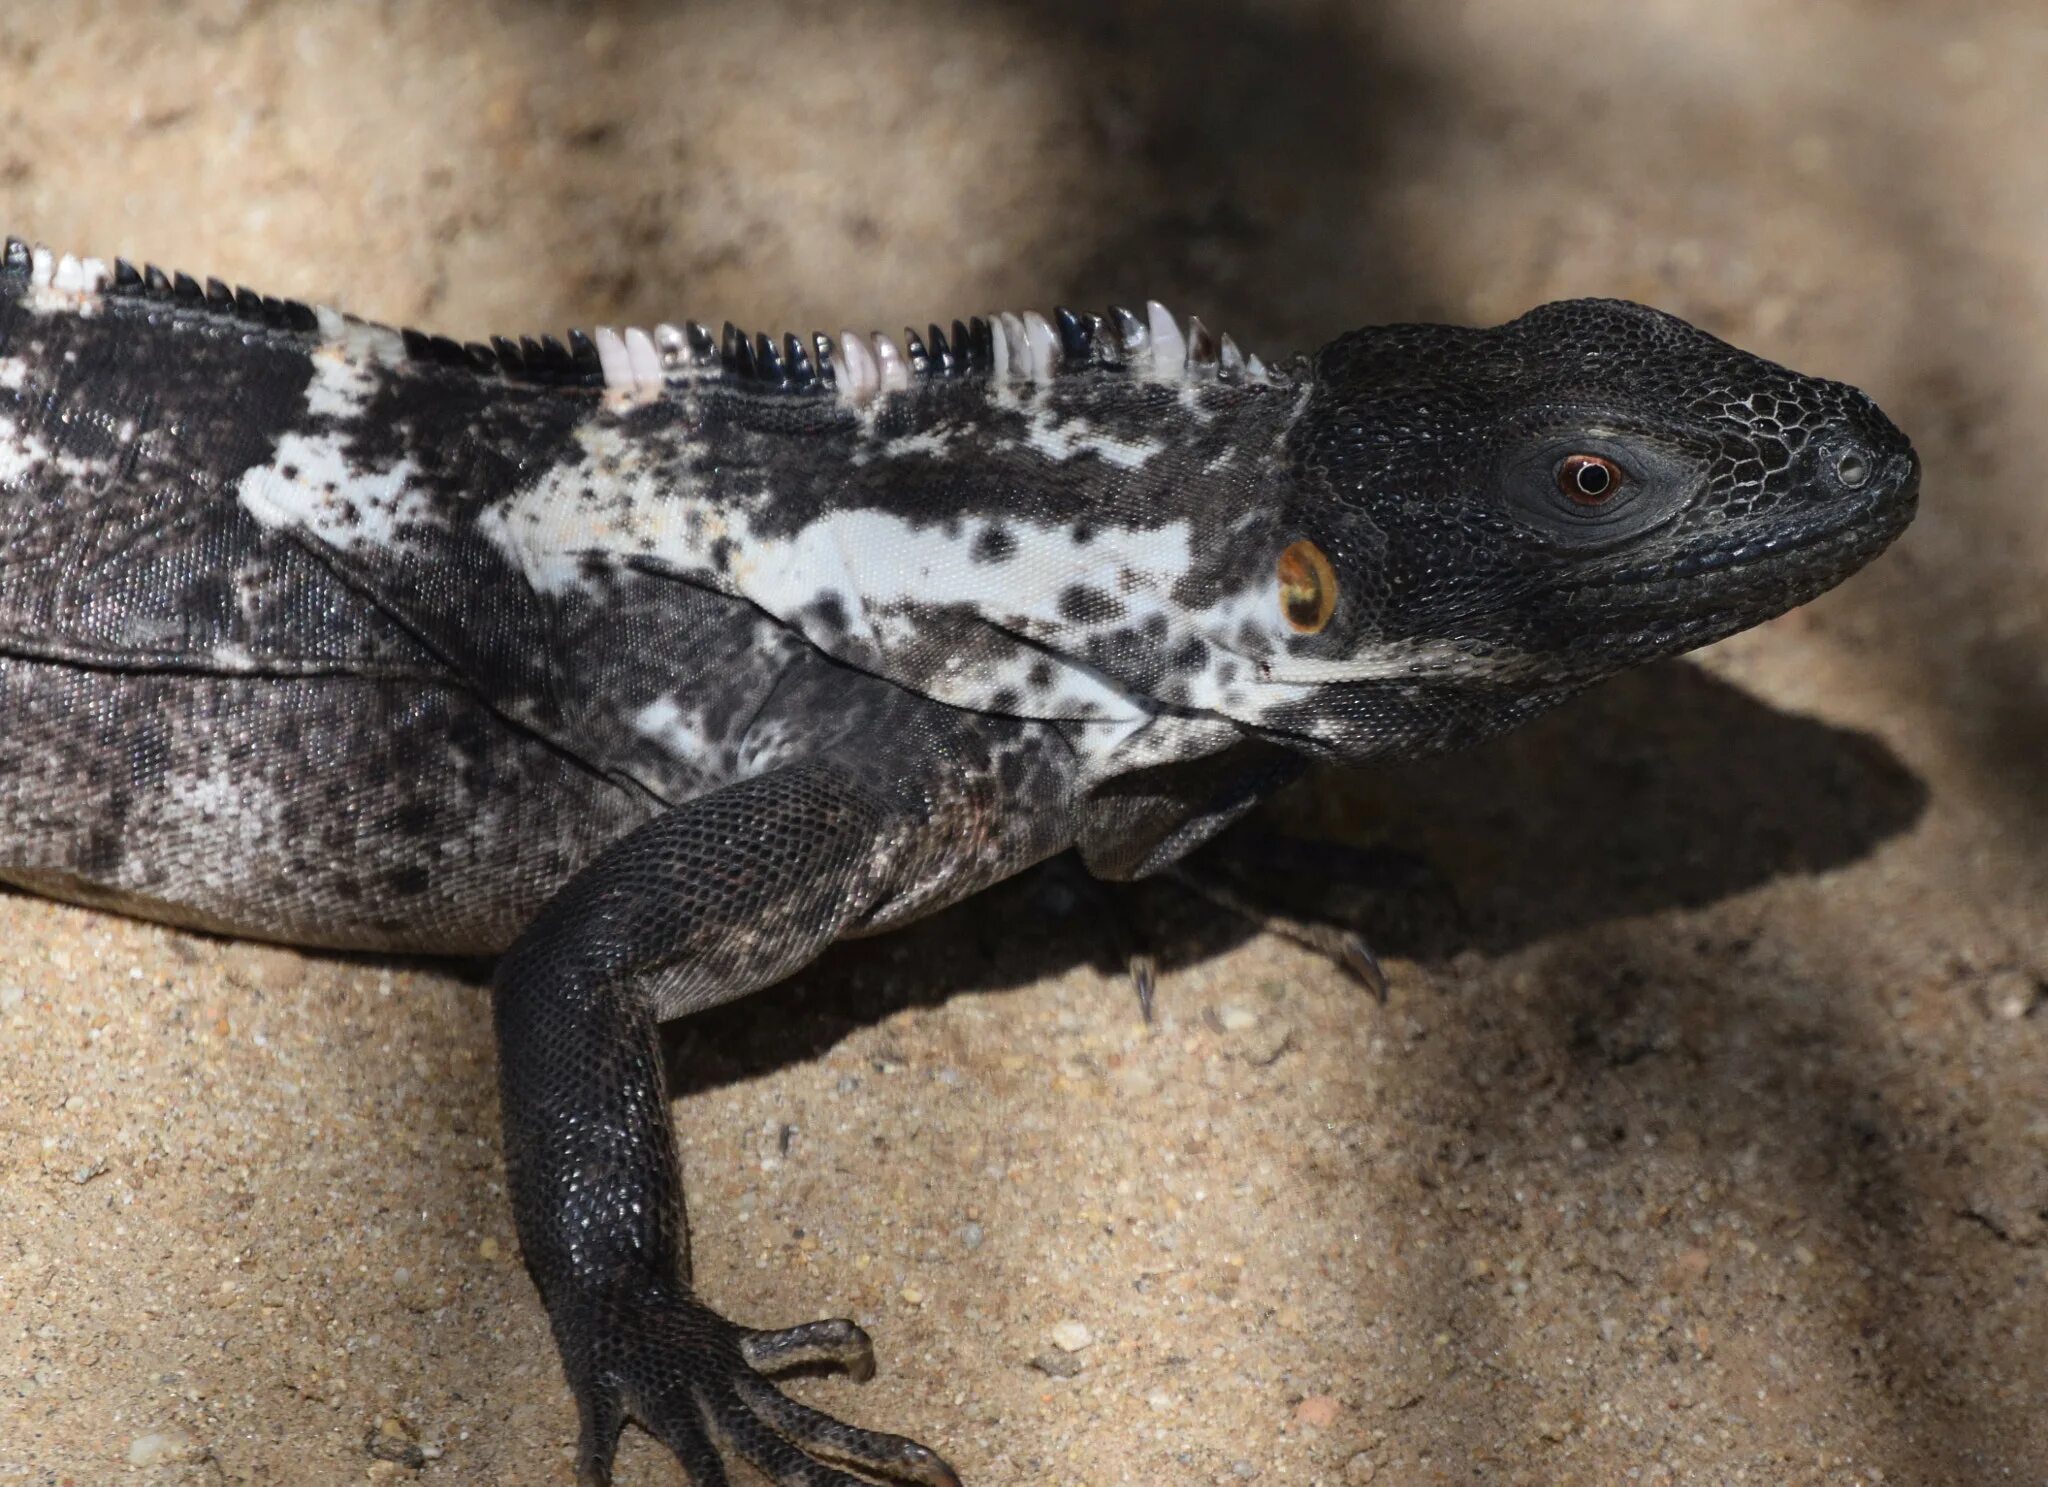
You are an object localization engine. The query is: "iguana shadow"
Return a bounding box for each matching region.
[665,657,1928,1091]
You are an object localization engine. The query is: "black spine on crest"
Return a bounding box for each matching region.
[1,237,29,281]
[928,324,956,375]
[688,322,716,365]
[1110,304,1144,353]
[110,258,144,294]
[399,330,469,369]
[203,277,235,312]
[755,332,785,386]
[812,331,836,385]
[1090,312,1115,366]
[1055,306,1092,364]
[171,271,204,305]
[566,329,603,384]
[969,315,995,370]
[904,329,930,378]
[145,265,173,298]
[784,333,813,389]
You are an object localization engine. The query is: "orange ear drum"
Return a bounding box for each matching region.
[1276,539,1338,633]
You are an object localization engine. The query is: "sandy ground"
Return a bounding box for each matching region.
[1,2,2045,1484]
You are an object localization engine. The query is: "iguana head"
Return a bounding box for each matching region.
[1226,297,1918,759]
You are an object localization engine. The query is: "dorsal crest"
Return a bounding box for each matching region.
[3,235,1287,408]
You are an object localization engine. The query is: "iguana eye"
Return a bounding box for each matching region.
[1276,539,1338,633]
[1557,453,1625,505]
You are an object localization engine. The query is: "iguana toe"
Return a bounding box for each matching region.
[558,1282,955,1486]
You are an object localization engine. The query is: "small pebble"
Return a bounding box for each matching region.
[1217,1005,1259,1032]
[1985,969,2041,1021]
[128,1430,205,1467]
[1344,1452,1378,1484]
[366,1415,425,1468]
[1049,1319,1092,1352]
[958,1221,984,1251]
[1295,1394,1341,1429]
[1238,1020,1293,1066]
[1030,1350,1082,1378]
[1146,1387,1176,1411]
[69,1157,108,1185]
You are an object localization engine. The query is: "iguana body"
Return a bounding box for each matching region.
[0,237,1918,1484]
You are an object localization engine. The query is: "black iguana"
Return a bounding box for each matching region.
[0,237,1918,1484]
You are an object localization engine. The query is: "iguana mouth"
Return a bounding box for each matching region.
[1553,452,1918,608]
[1541,496,1917,669]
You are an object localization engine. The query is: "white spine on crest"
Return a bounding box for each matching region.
[22,245,110,315]
[998,312,1030,379]
[871,332,909,393]
[837,329,879,405]
[624,327,664,388]
[594,326,668,405]
[593,327,632,390]
[1147,301,1186,372]
[1021,311,1058,381]
[312,305,409,365]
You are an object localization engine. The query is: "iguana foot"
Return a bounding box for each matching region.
[1161,862,1391,1002]
[559,1282,960,1487]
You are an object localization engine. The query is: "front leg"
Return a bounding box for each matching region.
[494,759,976,1486]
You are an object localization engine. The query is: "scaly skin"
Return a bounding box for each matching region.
[0,237,1916,1482]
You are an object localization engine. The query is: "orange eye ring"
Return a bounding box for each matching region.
[1276,538,1338,633]
[1557,453,1625,505]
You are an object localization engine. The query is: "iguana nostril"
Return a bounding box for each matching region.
[1835,448,1871,488]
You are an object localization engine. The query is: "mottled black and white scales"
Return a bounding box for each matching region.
[0,234,1918,1485]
